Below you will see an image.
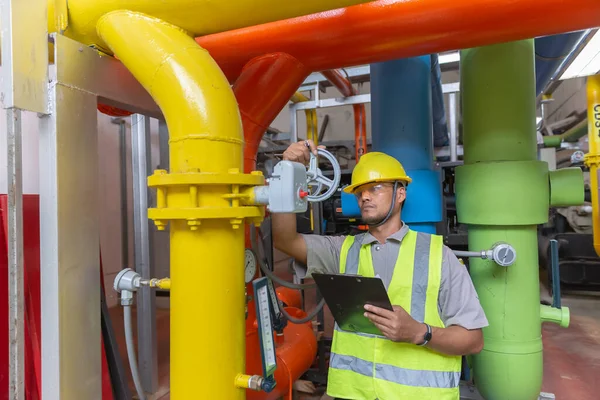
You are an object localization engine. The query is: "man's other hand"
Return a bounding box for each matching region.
[364,304,427,344]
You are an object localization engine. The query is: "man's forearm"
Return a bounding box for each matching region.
[272,213,298,247]
[414,325,483,356]
[272,213,307,264]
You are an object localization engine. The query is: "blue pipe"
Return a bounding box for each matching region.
[370,56,441,234]
[534,31,587,96]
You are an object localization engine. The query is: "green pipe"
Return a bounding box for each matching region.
[540,304,570,328]
[457,40,575,400]
[543,119,588,147]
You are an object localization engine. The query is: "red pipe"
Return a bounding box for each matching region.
[233,53,310,173]
[197,0,600,82]
[322,70,367,160]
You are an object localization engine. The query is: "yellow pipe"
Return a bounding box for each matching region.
[97,11,262,398]
[45,0,371,55]
[585,75,600,257]
[291,92,319,231]
[149,278,171,291]
[291,92,319,145]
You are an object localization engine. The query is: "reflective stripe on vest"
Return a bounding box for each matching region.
[327,229,461,400]
[330,353,461,389]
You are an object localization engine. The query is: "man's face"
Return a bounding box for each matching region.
[354,182,405,224]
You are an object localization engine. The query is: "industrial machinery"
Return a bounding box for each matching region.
[1,1,599,400]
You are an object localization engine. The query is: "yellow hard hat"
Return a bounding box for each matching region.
[343,152,412,194]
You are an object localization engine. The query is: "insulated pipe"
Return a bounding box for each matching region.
[585,75,600,257]
[97,12,260,399]
[233,53,310,173]
[45,0,371,56]
[455,40,578,400]
[371,57,441,234]
[196,0,600,83]
[543,119,588,147]
[321,70,367,161]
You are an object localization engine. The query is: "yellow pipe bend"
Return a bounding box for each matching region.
[97,11,253,398]
[585,75,600,257]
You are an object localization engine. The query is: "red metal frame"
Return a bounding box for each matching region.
[0,195,114,399]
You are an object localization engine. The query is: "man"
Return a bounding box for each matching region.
[273,140,488,400]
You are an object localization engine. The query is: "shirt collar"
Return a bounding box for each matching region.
[362,221,410,245]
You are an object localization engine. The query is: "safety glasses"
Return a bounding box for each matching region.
[353,182,394,199]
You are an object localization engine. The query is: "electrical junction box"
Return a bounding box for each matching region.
[256,161,309,214]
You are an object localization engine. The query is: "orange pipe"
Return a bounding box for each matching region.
[233,53,310,173]
[322,70,367,160]
[197,0,600,83]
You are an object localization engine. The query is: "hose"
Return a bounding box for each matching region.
[258,256,316,289]
[257,255,325,323]
[123,305,146,400]
[253,229,326,323]
[284,298,326,324]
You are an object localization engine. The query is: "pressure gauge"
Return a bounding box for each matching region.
[245,249,257,283]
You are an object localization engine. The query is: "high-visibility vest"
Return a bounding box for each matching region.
[326,229,461,400]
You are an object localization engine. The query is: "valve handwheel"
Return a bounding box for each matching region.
[305,148,341,202]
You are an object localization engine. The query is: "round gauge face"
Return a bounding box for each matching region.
[244,249,257,283]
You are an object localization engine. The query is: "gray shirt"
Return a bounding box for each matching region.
[298,223,488,330]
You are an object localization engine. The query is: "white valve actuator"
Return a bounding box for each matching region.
[253,148,342,213]
[254,161,310,213]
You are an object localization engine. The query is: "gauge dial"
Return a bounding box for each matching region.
[244,249,257,283]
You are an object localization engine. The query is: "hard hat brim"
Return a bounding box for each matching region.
[342,176,412,194]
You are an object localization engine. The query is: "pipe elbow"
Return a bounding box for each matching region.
[97,11,243,173]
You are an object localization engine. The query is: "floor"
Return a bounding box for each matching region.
[109,284,600,400]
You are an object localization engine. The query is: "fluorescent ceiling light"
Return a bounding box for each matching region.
[560,31,600,80]
[439,51,460,64]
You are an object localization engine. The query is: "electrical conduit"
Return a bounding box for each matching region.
[97,12,265,399]
[585,75,600,257]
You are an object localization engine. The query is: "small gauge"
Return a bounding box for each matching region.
[244,249,257,283]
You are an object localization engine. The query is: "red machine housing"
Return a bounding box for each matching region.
[245,301,317,400]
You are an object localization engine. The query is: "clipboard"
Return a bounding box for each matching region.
[312,273,393,336]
